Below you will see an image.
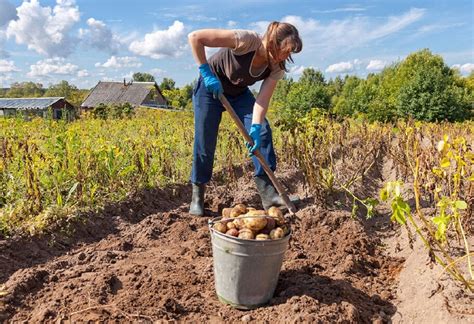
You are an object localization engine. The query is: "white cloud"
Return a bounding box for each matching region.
[95,56,142,69]
[0,73,13,87]
[6,0,80,57]
[278,8,425,54]
[312,6,367,14]
[77,69,89,77]
[416,22,465,35]
[122,71,134,79]
[129,20,187,59]
[249,21,270,34]
[101,76,114,82]
[0,0,16,27]
[452,63,474,75]
[79,18,121,54]
[325,61,354,73]
[0,31,10,58]
[150,68,166,76]
[227,20,238,28]
[288,65,306,75]
[0,59,19,72]
[366,60,388,71]
[28,58,78,77]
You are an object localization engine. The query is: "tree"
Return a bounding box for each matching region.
[270,76,293,109]
[44,80,78,98]
[278,77,331,128]
[465,71,474,91]
[299,68,325,85]
[92,103,108,119]
[6,82,44,98]
[395,49,470,122]
[133,72,155,82]
[332,76,362,117]
[160,78,176,91]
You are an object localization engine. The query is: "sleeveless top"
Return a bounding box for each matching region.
[208,30,285,97]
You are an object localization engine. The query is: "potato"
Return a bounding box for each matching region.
[213,222,227,233]
[268,207,285,226]
[243,217,267,231]
[245,209,267,217]
[270,227,285,240]
[222,207,233,218]
[280,224,290,236]
[233,218,245,230]
[260,217,276,234]
[226,221,237,230]
[226,228,239,237]
[256,233,270,240]
[230,204,247,218]
[238,228,255,240]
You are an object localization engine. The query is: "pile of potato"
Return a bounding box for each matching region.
[212,204,290,240]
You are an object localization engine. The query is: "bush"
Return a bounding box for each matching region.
[395,49,471,122]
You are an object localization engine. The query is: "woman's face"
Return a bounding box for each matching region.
[276,49,291,63]
[269,47,291,64]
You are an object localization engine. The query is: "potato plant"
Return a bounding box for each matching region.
[380,132,473,292]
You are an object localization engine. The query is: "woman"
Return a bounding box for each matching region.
[188,21,302,216]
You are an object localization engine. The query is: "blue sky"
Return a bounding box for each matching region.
[0,0,472,89]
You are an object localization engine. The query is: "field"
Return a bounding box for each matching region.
[0,109,473,322]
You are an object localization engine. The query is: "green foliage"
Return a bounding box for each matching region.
[332,76,362,117]
[160,77,176,91]
[91,103,135,119]
[377,129,474,291]
[379,181,410,225]
[6,82,45,98]
[328,49,472,122]
[395,50,470,121]
[276,68,330,128]
[161,82,194,109]
[270,76,293,108]
[92,103,108,119]
[44,80,78,98]
[133,72,155,82]
[43,80,88,107]
[0,109,249,236]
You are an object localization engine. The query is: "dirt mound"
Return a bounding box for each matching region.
[0,167,403,323]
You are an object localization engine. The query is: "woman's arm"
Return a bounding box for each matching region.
[252,77,278,124]
[187,29,236,65]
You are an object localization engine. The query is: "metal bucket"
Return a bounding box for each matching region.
[208,217,290,309]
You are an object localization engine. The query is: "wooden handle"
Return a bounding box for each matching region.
[219,95,297,215]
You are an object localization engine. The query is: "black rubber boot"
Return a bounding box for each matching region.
[189,183,205,216]
[254,174,286,210]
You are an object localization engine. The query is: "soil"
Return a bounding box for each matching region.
[0,165,472,323]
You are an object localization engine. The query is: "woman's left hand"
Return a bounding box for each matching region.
[245,124,262,156]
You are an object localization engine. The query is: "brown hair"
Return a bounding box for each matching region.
[263,21,303,72]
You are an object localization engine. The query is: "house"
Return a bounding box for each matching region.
[0,97,75,120]
[80,80,168,113]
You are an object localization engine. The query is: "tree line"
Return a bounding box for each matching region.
[1,49,472,123]
[272,49,473,127]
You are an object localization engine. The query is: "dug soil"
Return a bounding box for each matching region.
[0,166,472,323]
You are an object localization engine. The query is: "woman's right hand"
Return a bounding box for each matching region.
[199,63,223,98]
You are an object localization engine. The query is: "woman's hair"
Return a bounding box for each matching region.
[263,21,303,72]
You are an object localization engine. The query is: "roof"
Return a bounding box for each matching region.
[0,97,65,110]
[81,81,165,108]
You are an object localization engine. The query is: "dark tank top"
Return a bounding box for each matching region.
[208,48,271,97]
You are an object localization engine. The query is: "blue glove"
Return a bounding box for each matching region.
[199,63,223,99]
[245,124,262,156]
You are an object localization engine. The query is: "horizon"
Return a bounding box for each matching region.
[0,0,472,89]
